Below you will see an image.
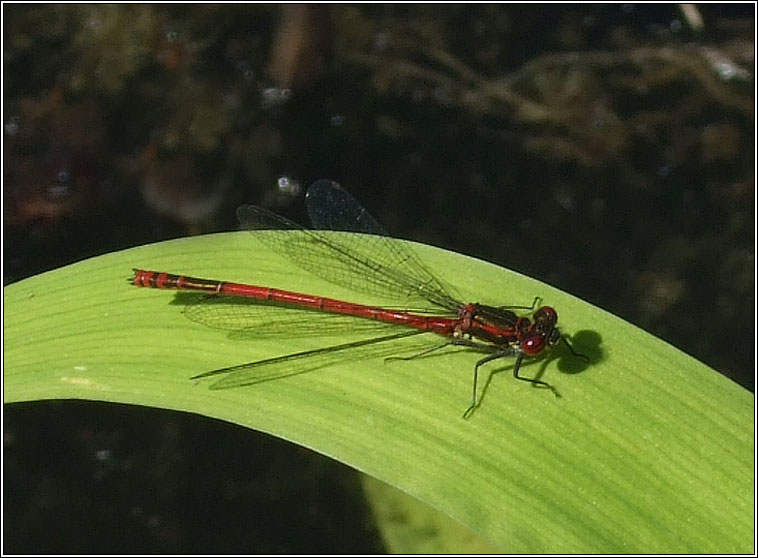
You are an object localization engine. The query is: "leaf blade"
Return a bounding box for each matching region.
[4,232,753,553]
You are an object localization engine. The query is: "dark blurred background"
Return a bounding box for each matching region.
[4,4,754,553]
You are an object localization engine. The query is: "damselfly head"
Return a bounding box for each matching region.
[519,305,563,356]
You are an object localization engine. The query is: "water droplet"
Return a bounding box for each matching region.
[716,63,736,80]
[714,61,749,82]
[277,176,301,196]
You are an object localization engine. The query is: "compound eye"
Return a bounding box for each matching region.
[534,306,557,325]
[522,334,546,356]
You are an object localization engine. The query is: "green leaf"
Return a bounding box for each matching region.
[4,232,753,553]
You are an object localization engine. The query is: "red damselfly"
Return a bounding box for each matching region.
[132,179,587,417]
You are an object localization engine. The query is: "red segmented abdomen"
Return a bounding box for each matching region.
[131,269,459,335]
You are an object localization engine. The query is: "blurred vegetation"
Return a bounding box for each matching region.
[4,4,753,553]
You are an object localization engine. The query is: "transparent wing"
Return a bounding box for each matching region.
[192,329,432,389]
[236,179,462,312]
[179,293,416,339]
